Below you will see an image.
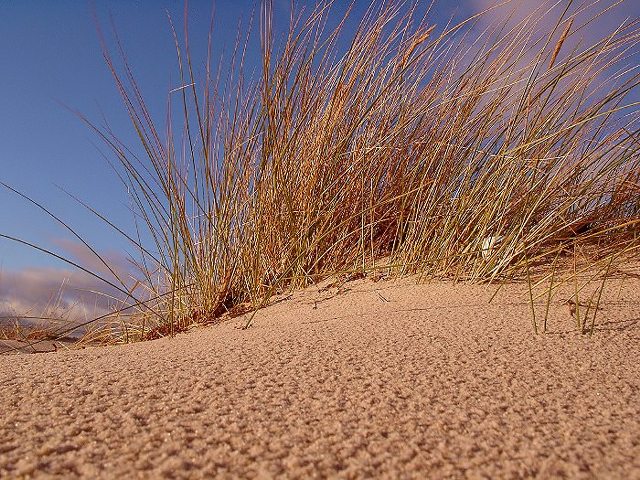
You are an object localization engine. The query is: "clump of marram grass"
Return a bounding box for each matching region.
[3,0,640,342]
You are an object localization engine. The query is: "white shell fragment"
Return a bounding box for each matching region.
[481,235,504,260]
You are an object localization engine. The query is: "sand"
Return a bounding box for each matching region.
[1,273,639,479]
[0,340,70,355]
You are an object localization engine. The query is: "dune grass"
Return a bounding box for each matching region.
[2,0,640,345]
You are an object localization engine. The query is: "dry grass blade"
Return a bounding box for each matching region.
[549,18,574,69]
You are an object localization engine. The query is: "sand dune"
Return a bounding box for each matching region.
[1,274,639,478]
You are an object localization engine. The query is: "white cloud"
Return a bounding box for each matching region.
[467,0,636,55]
[0,240,141,333]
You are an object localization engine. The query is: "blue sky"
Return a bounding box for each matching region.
[0,0,638,320]
[0,0,257,272]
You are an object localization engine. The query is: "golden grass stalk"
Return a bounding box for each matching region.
[549,18,574,69]
[401,24,437,68]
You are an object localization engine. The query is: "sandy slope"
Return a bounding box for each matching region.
[1,273,639,479]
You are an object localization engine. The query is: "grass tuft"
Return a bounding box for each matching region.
[2,0,640,343]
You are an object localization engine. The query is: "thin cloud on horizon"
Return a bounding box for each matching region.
[0,240,139,328]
